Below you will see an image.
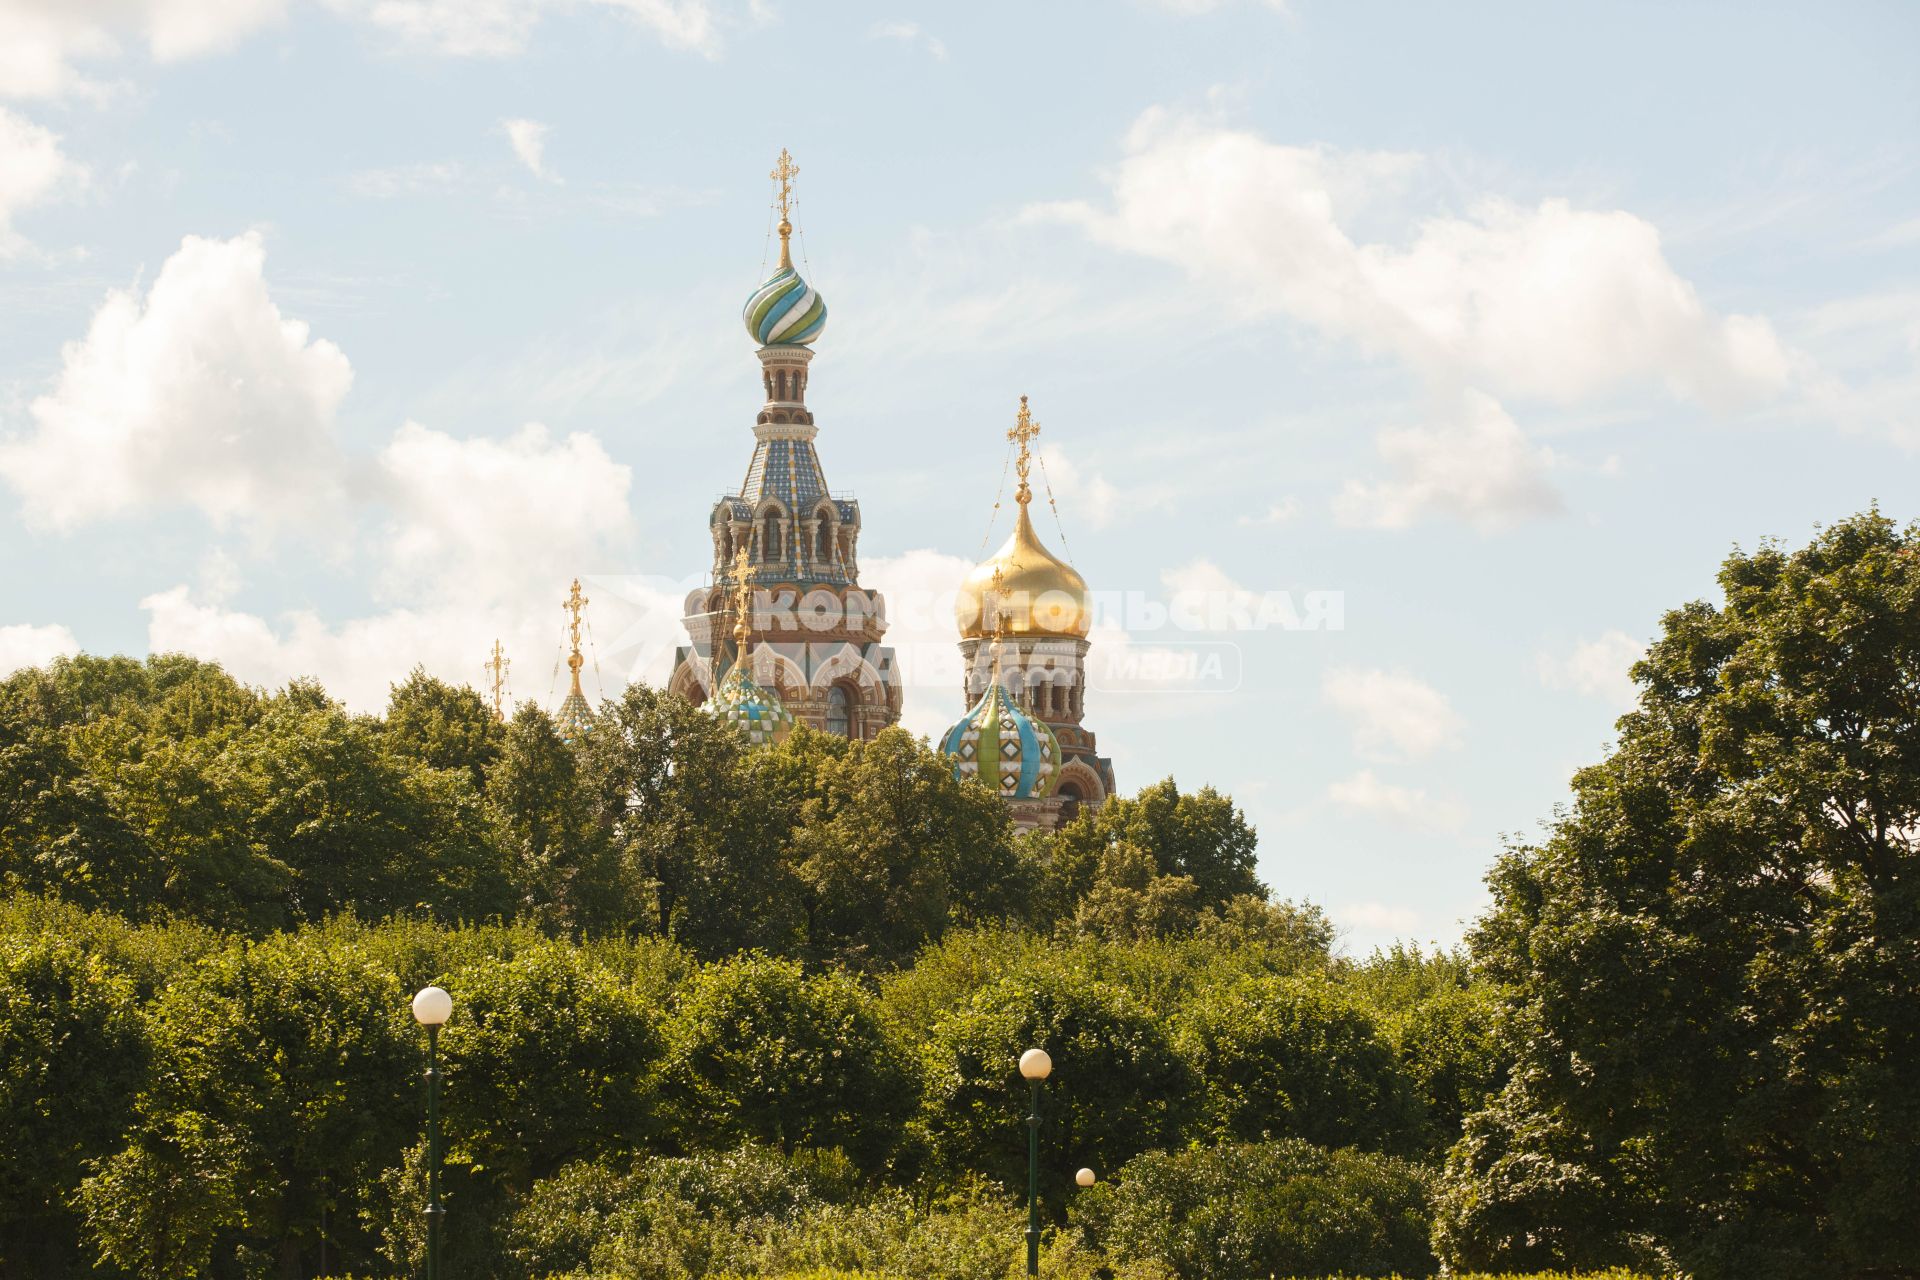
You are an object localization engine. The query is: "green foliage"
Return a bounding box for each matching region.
[384,666,504,791]
[663,953,913,1164]
[77,929,415,1279]
[0,926,147,1276]
[1439,510,1920,1279]
[918,967,1190,1204]
[1036,778,1262,923]
[442,942,664,1192]
[1176,973,1423,1155]
[1072,1139,1435,1280]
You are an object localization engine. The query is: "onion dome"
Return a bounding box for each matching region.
[743,266,827,347]
[940,679,1061,800]
[709,663,795,746]
[955,503,1091,639]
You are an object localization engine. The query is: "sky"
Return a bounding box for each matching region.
[1,0,1917,953]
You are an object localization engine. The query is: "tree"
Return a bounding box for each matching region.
[579,685,799,952]
[77,931,415,1280]
[662,953,912,1166]
[0,929,147,1279]
[385,668,503,792]
[919,967,1191,1205]
[785,728,1027,967]
[485,705,616,928]
[441,943,663,1193]
[1074,1139,1435,1280]
[1175,973,1422,1155]
[0,706,156,912]
[1036,779,1263,924]
[1070,841,1200,941]
[1438,511,1920,1279]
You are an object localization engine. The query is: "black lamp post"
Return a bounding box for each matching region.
[1018,1047,1053,1278]
[411,985,452,1280]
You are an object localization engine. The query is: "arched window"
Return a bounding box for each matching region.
[763,515,783,561]
[1058,782,1083,824]
[826,685,852,738]
[816,516,833,561]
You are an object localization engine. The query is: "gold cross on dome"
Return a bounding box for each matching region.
[1008,395,1041,504]
[731,544,756,650]
[770,148,799,222]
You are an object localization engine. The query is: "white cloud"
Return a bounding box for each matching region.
[1537,629,1642,710]
[376,420,632,600]
[1335,900,1420,933]
[1237,497,1299,527]
[321,0,724,58]
[862,548,976,738]
[0,231,352,532]
[346,160,466,199]
[501,117,555,180]
[1328,769,1467,833]
[869,20,946,59]
[1322,665,1462,760]
[0,622,79,676]
[1030,442,1122,530]
[1038,106,1795,409]
[143,420,651,714]
[1333,389,1560,530]
[2,0,725,97]
[0,108,84,258]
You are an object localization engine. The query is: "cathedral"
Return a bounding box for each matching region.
[609,151,1114,831]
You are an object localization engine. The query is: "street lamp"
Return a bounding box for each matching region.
[1075,1167,1097,1188]
[1019,1047,1052,1278]
[411,986,452,1280]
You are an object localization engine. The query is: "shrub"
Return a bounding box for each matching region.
[664,953,914,1164]
[1072,1139,1435,1280]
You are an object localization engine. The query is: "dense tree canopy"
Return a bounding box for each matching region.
[1437,511,1920,1279]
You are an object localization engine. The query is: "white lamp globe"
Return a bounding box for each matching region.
[1076,1168,1097,1187]
[1018,1047,1053,1080]
[412,985,453,1027]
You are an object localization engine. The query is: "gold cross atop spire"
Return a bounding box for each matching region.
[986,563,1010,683]
[564,578,588,698]
[731,544,756,663]
[485,639,510,722]
[1008,394,1041,506]
[771,147,799,270]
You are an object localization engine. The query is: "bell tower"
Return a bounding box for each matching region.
[667,150,903,739]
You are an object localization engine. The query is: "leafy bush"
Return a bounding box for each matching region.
[1072,1139,1435,1280]
[664,954,915,1165]
[918,967,1191,1203]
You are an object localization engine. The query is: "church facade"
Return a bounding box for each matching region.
[657,150,1113,829]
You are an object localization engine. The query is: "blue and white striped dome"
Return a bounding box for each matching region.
[940,682,1060,801]
[743,266,828,346]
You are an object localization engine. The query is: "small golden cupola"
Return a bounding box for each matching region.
[955,396,1091,640]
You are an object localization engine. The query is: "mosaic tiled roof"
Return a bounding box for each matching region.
[710,663,795,746]
[939,681,1060,801]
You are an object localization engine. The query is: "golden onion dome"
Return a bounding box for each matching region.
[956,503,1091,639]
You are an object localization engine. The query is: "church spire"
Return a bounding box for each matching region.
[771,146,798,271]
[555,578,593,741]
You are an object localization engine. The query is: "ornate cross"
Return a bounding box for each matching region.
[770,148,799,223]
[1008,395,1041,505]
[731,544,756,653]
[484,639,510,722]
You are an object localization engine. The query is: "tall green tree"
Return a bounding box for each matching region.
[385,667,503,792]
[663,953,912,1165]
[0,929,147,1279]
[77,931,415,1280]
[484,704,615,928]
[1438,510,1920,1279]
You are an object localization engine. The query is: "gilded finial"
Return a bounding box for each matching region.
[731,544,756,664]
[986,563,1010,684]
[771,147,799,270]
[563,578,588,698]
[485,639,510,722]
[1007,394,1041,507]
